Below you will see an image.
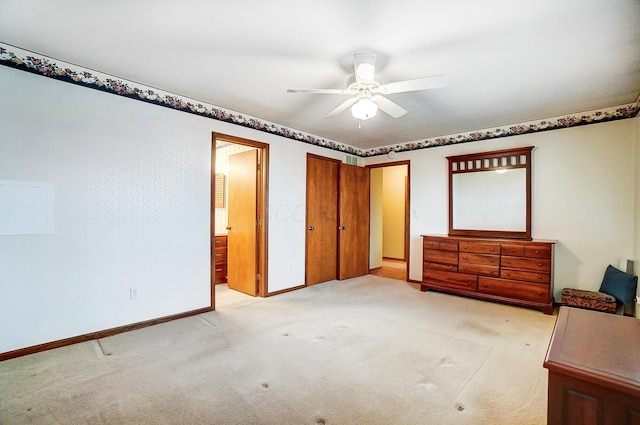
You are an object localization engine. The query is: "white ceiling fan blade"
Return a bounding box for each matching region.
[325,97,358,118]
[353,53,376,84]
[287,88,350,95]
[379,74,447,94]
[372,95,407,118]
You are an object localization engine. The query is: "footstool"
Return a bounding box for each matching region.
[561,288,617,314]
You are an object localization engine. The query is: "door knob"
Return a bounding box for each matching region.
[338,225,346,230]
[226,226,231,230]
[308,226,314,231]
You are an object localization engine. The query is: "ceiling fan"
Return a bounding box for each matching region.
[287,53,447,121]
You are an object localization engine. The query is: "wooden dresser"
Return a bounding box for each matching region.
[422,235,555,314]
[544,307,640,424]
[214,235,227,284]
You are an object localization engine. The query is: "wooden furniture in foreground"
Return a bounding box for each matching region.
[544,307,640,425]
[422,235,555,314]
[214,235,227,284]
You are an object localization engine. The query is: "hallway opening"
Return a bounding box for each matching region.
[368,161,410,282]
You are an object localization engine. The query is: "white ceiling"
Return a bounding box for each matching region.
[1,0,639,151]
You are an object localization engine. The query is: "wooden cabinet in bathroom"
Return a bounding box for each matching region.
[214,235,227,284]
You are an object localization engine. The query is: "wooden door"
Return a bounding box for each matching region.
[305,154,339,285]
[338,163,370,280]
[227,149,258,296]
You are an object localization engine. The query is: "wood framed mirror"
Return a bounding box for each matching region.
[448,146,533,240]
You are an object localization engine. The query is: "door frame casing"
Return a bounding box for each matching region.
[366,160,411,282]
[211,133,269,309]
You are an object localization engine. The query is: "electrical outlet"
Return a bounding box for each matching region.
[130,287,138,299]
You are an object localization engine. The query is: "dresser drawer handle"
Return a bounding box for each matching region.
[215,268,222,272]
[505,272,510,276]
[537,263,543,266]
[537,275,543,280]
[490,258,495,262]
[537,291,542,295]
[482,283,488,287]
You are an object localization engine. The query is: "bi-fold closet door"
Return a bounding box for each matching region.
[305,154,369,286]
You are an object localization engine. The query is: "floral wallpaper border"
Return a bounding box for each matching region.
[372,102,640,157]
[0,43,360,156]
[1,43,638,158]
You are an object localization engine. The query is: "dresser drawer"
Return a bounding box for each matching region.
[459,241,500,255]
[423,239,458,251]
[423,239,440,250]
[424,249,458,265]
[439,241,459,251]
[214,235,227,247]
[214,263,227,283]
[214,247,227,264]
[423,270,477,291]
[459,253,499,266]
[501,269,550,284]
[478,277,550,303]
[524,245,551,258]
[459,263,499,277]
[424,261,457,272]
[501,244,525,256]
[501,256,550,272]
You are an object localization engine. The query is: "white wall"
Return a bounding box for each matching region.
[0,65,344,353]
[366,118,639,302]
[1,62,638,354]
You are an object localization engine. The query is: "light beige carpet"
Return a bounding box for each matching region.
[0,276,556,424]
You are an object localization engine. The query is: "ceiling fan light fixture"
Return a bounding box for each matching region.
[351,98,378,120]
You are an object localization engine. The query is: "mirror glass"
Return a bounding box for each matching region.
[452,169,526,231]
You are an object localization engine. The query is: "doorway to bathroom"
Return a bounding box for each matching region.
[211,133,268,309]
